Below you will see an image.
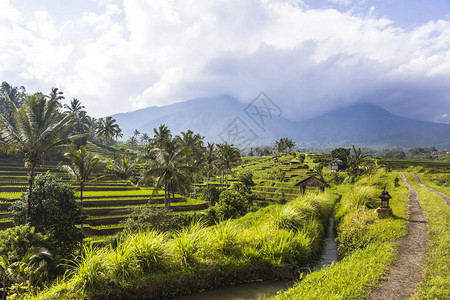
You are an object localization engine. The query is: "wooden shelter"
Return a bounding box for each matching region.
[295,176,330,194]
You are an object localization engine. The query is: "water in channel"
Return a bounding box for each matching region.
[174,217,338,300]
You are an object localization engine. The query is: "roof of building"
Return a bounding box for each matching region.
[294,176,330,188]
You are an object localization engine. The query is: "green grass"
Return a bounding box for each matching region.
[405,173,450,300]
[31,191,337,299]
[271,170,409,299]
[272,242,398,300]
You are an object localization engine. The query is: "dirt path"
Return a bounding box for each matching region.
[412,173,450,205]
[368,173,428,300]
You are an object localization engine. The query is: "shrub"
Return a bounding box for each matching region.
[215,190,249,220]
[0,225,49,262]
[122,206,178,233]
[10,173,85,260]
[200,186,221,205]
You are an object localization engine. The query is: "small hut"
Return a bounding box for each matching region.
[295,176,330,195]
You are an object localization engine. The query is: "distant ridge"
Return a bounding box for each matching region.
[110,97,450,149]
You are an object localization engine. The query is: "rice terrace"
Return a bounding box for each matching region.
[1,1,450,299]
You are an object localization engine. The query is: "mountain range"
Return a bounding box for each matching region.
[111,95,450,149]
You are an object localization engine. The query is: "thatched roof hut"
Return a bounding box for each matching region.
[294,176,330,194]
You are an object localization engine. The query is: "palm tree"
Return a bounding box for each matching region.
[216,143,241,189]
[0,82,26,124]
[140,139,198,207]
[47,87,64,109]
[96,116,120,145]
[150,124,172,149]
[140,132,149,145]
[133,129,140,140]
[127,136,138,148]
[204,142,217,188]
[348,145,367,177]
[63,98,84,114]
[115,128,123,142]
[110,152,137,180]
[178,130,204,194]
[59,146,106,232]
[0,93,80,220]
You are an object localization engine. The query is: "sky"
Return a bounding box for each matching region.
[0,0,449,123]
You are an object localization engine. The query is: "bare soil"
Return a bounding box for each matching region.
[368,173,428,300]
[413,173,450,205]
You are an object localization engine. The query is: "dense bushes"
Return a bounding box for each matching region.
[0,225,49,263]
[215,190,249,220]
[10,173,86,260]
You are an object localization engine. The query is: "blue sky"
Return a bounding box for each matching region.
[0,0,449,124]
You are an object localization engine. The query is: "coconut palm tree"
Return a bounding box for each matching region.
[148,124,170,148]
[96,116,120,145]
[140,138,198,207]
[127,136,138,148]
[110,151,137,180]
[0,93,80,220]
[178,130,204,194]
[63,98,84,114]
[0,82,26,124]
[133,129,140,140]
[115,127,123,142]
[204,142,217,188]
[140,132,149,145]
[58,146,106,232]
[216,143,241,189]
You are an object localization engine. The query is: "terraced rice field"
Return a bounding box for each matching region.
[0,158,206,236]
[235,153,317,204]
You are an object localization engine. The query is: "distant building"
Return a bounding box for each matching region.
[327,159,348,172]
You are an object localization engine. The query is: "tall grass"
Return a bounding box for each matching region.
[32,191,337,299]
[122,230,168,273]
[170,221,204,268]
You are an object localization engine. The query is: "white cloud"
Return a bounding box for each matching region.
[0,0,449,124]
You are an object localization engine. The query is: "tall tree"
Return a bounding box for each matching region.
[140,138,198,207]
[204,142,217,188]
[216,143,241,189]
[0,82,26,125]
[95,116,120,145]
[133,129,140,140]
[0,93,79,219]
[348,145,367,177]
[59,146,106,232]
[140,132,149,145]
[150,124,171,149]
[178,130,204,194]
[47,87,64,108]
[63,98,84,114]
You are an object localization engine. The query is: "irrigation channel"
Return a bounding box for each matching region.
[174,218,338,300]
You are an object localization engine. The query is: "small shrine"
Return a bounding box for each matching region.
[376,186,392,218]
